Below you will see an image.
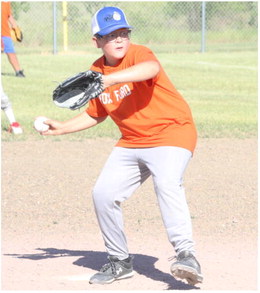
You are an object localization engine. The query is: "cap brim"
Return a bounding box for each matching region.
[98,24,133,36]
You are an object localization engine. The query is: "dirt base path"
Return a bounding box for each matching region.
[1,138,258,291]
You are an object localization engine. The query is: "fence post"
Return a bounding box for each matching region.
[201,1,206,53]
[62,1,68,51]
[53,1,57,54]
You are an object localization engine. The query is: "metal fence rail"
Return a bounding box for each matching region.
[11,1,258,54]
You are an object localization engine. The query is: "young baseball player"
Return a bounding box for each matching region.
[1,84,23,134]
[1,1,25,77]
[42,6,203,286]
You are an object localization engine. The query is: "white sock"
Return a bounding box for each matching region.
[4,107,17,124]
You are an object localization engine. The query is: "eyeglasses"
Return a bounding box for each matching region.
[97,30,131,43]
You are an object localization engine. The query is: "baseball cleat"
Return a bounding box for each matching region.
[15,70,25,77]
[170,251,203,286]
[8,122,23,134]
[89,255,134,284]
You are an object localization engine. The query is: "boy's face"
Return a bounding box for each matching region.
[93,29,131,66]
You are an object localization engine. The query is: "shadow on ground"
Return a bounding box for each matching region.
[5,248,200,290]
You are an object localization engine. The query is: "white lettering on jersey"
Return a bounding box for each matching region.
[99,93,113,104]
[114,84,131,102]
[98,84,132,105]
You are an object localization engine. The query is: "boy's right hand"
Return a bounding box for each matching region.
[40,119,64,136]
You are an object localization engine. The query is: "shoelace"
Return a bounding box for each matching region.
[100,258,117,275]
[168,256,176,262]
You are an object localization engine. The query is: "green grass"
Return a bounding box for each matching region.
[1,50,257,141]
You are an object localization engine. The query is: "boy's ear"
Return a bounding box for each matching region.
[92,37,100,48]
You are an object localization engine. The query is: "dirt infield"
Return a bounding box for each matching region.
[1,138,258,291]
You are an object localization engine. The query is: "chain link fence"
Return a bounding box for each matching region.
[11,1,258,54]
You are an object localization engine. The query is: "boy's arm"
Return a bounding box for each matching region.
[8,15,18,29]
[102,60,160,88]
[42,111,106,136]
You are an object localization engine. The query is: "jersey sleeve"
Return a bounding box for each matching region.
[131,45,161,85]
[132,45,159,64]
[86,97,108,118]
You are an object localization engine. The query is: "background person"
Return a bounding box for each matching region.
[1,84,23,134]
[1,1,25,77]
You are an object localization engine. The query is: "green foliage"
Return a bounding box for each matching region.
[165,2,201,31]
[11,2,30,20]
[1,50,257,141]
[9,2,258,53]
[206,2,258,28]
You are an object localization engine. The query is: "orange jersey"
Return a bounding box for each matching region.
[87,44,197,152]
[1,2,11,37]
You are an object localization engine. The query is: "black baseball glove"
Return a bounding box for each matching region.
[53,70,104,110]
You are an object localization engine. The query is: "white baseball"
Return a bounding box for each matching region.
[34,116,50,132]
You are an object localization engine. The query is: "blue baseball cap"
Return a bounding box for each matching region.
[92,7,132,36]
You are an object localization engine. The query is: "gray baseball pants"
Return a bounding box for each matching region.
[92,146,195,260]
[1,84,11,111]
